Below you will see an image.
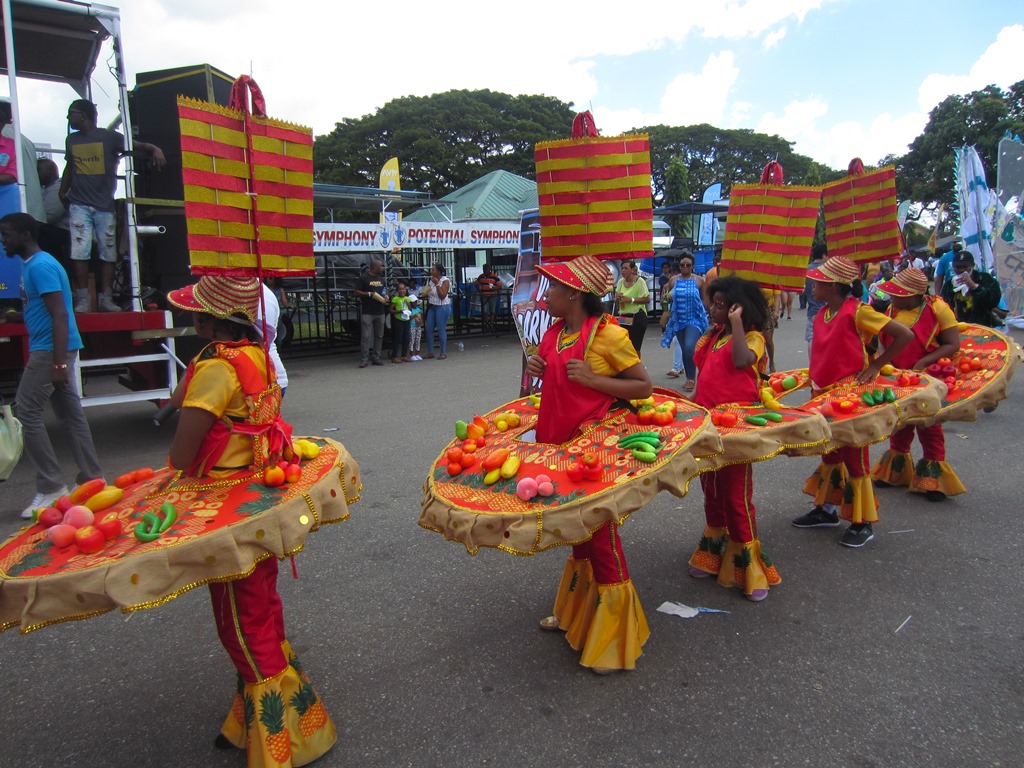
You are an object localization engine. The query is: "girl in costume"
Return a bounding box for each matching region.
[869,268,965,501]
[525,255,653,674]
[661,252,708,392]
[688,277,779,600]
[791,256,914,548]
[614,259,651,354]
[167,275,337,768]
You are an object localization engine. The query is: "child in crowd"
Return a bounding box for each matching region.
[689,277,779,601]
[389,280,413,363]
[408,294,423,361]
[869,268,965,501]
[792,256,913,548]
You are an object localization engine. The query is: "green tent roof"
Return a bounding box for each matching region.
[405,169,537,223]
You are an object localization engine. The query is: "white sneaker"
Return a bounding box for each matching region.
[413,355,422,361]
[98,294,122,312]
[20,486,70,519]
[73,294,91,313]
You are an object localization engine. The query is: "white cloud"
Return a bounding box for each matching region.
[755,98,927,168]
[763,27,787,49]
[661,51,741,126]
[918,24,1024,111]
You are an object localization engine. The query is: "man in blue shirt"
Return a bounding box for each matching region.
[933,243,962,296]
[0,212,103,518]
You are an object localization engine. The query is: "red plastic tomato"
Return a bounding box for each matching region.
[446,462,462,476]
[718,412,738,428]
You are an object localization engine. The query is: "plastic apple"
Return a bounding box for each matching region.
[284,463,302,483]
[62,505,95,529]
[38,507,64,529]
[263,465,286,487]
[48,523,77,548]
[94,513,123,541]
[73,525,106,554]
[54,495,73,513]
[566,463,585,482]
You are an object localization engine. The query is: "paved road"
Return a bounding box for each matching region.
[2,314,1022,768]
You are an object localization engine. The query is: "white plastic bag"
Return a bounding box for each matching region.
[0,403,23,481]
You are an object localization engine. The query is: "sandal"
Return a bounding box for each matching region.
[421,352,435,359]
[666,370,680,378]
[439,353,447,359]
[683,379,696,392]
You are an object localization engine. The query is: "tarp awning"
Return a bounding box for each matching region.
[654,201,730,218]
[0,0,116,95]
[313,182,437,214]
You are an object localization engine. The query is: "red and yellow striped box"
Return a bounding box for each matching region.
[821,166,900,265]
[534,134,653,261]
[720,184,821,291]
[177,97,315,276]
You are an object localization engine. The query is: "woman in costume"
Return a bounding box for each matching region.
[791,256,914,548]
[661,252,708,392]
[525,255,653,674]
[688,277,779,600]
[167,275,337,768]
[869,268,965,502]
[614,259,650,354]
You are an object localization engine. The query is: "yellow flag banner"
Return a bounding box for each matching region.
[177,96,315,276]
[720,184,821,291]
[821,166,901,265]
[927,203,945,254]
[534,134,653,261]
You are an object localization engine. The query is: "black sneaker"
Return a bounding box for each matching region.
[839,523,874,548]
[791,506,840,528]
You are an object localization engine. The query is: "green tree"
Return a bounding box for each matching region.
[892,80,1024,216]
[638,124,840,204]
[662,155,691,237]
[314,90,576,201]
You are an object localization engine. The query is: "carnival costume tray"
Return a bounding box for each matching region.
[775,370,945,456]
[905,323,1020,426]
[419,390,721,556]
[696,402,831,471]
[0,437,360,634]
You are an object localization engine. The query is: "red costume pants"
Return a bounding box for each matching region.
[209,557,288,683]
[700,463,756,544]
[571,522,629,584]
[823,445,870,479]
[889,423,945,460]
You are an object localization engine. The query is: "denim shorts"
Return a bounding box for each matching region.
[69,204,117,262]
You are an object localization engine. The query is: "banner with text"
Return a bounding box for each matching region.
[313,221,520,252]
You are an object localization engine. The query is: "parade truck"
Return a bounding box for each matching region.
[0,0,187,409]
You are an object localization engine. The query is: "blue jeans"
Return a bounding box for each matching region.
[69,204,117,262]
[675,325,702,380]
[426,303,452,354]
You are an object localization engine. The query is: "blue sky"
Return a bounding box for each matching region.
[8,0,1022,176]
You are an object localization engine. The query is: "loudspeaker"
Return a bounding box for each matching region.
[130,63,236,202]
[129,64,235,296]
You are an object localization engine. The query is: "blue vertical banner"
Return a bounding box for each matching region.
[698,183,723,246]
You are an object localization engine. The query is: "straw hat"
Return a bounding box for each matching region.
[876,267,929,297]
[806,255,861,284]
[167,275,261,324]
[537,255,614,296]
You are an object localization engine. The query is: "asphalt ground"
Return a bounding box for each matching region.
[1,312,1022,768]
